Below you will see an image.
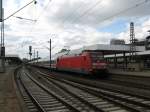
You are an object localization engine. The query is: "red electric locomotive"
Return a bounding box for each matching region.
[55,50,108,75]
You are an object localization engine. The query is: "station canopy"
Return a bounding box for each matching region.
[0,54,21,62]
[53,44,145,59]
[105,50,150,58]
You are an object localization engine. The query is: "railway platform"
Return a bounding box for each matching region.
[0,66,22,112]
[108,68,150,77]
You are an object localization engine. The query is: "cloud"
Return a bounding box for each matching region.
[3,0,150,59]
[117,18,150,43]
[48,0,150,28]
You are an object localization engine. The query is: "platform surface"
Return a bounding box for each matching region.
[0,66,22,112]
[108,68,150,77]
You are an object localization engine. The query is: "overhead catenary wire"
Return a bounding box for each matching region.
[70,0,103,24]
[36,0,52,21]
[71,0,150,24]
[13,16,37,22]
[56,0,105,30]
[20,0,52,49]
[19,0,150,57]
[57,0,149,30]
[97,0,150,25]
[4,0,37,21]
[28,0,52,33]
[53,0,150,55]
[61,1,90,25]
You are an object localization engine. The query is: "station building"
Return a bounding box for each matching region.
[40,35,150,72]
[105,36,150,71]
[55,36,150,71]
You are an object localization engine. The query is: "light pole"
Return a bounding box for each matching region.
[32,47,46,63]
[148,30,150,35]
[0,0,37,72]
[4,0,37,21]
[37,51,38,63]
[29,46,32,61]
[49,39,51,70]
[47,39,52,70]
[33,48,40,63]
[33,49,35,60]
[0,0,5,72]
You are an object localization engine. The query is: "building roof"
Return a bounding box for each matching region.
[5,54,19,58]
[0,54,22,63]
[105,50,150,58]
[52,44,145,59]
[80,44,145,52]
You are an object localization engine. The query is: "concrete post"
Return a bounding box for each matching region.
[49,39,51,70]
[114,53,117,68]
[123,52,127,70]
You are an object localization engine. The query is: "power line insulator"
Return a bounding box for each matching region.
[34,1,37,4]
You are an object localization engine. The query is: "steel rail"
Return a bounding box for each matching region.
[35,74,105,112]
[44,74,144,112]
[54,77,150,111]
[19,72,46,112]
[46,76,139,112]
[15,69,45,112]
[35,69,150,99]
[24,72,83,112]
[32,69,142,112]
[16,68,80,112]
[34,69,150,112]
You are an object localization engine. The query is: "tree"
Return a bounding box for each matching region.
[58,48,69,53]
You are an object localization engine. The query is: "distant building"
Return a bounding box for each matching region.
[146,36,150,50]
[110,39,125,45]
[134,39,145,46]
[125,36,150,50]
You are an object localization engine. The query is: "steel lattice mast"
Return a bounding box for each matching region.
[130,22,136,62]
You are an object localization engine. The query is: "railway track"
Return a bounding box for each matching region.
[31,66,150,90]
[16,67,135,112]
[101,78,150,90]
[24,69,131,112]
[28,67,150,112]
[16,68,87,112]
[29,66,150,98]
[106,74,150,89]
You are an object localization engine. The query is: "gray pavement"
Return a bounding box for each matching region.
[0,67,22,112]
[108,68,150,77]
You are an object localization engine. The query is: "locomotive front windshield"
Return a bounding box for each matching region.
[90,52,104,62]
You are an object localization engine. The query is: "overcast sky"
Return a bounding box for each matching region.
[2,0,150,59]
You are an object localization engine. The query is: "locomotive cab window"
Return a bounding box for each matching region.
[90,52,104,62]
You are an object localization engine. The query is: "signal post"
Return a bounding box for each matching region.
[0,0,5,73]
